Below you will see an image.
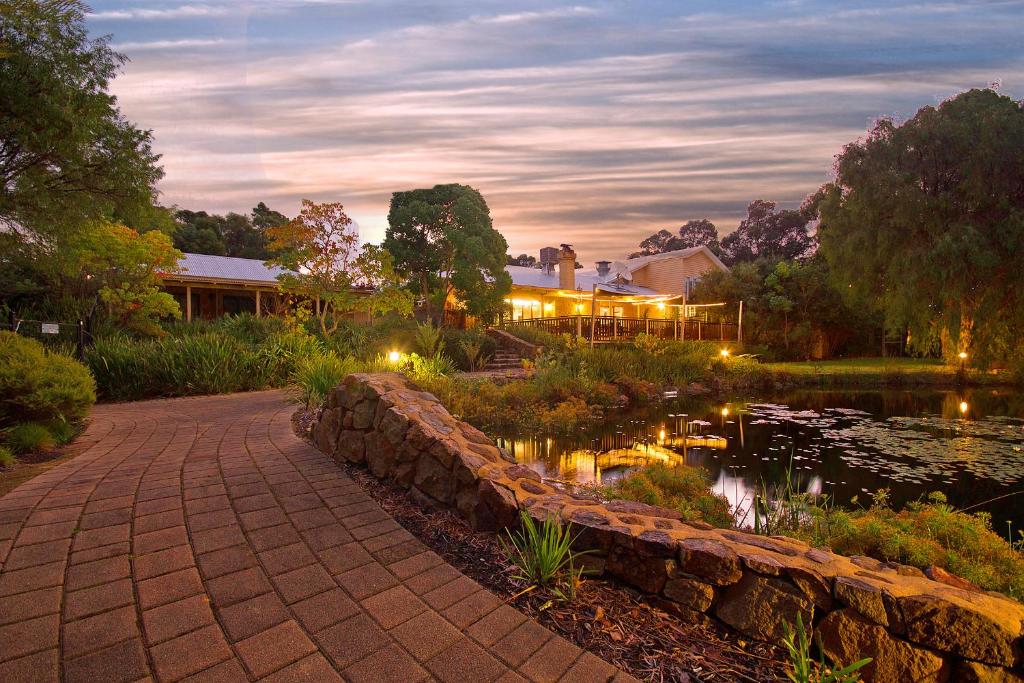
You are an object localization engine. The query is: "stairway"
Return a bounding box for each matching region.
[484,349,524,371]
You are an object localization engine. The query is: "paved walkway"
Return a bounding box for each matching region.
[0,391,631,683]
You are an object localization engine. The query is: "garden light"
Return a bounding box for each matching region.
[958,351,968,360]
[721,406,730,417]
[720,348,730,358]
[657,302,666,311]
[388,350,401,363]
[959,401,969,415]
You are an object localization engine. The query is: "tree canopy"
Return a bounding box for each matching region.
[0,0,162,238]
[630,219,721,259]
[268,200,411,337]
[172,203,289,259]
[384,184,511,321]
[719,200,815,265]
[816,88,1024,362]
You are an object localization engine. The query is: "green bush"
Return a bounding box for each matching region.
[5,422,56,454]
[606,463,733,528]
[293,353,358,408]
[0,332,96,426]
[0,445,15,468]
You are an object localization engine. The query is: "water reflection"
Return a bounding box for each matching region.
[494,389,1024,526]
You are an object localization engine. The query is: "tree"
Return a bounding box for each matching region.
[65,222,182,335]
[172,210,226,255]
[816,89,1024,363]
[384,184,511,321]
[507,253,537,267]
[221,212,267,259]
[268,200,412,337]
[629,219,721,258]
[0,0,162,238]
[252,202,288,231]
[720,201,814,265]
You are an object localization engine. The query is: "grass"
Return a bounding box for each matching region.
[782,610,871,683]
[500,508,590,601]
[5,422,56,454]
[604,463,733,528]
[764,357,1008,386]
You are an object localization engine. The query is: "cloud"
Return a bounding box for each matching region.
[92,0,1024,262]
[90,4,234,20]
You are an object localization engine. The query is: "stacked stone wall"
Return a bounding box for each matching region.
[311,373,1024,682]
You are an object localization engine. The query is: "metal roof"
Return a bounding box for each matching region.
[624,245,729,272]
[170,253,291,284]
[506,265,659,296]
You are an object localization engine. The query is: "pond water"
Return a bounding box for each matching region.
[494,389,1024,528]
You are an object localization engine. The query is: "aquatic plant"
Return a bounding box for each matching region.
[605,463,733,528]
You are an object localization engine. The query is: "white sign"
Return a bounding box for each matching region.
[41,323,59,335]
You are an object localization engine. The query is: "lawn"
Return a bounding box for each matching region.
[763,357,1007,385]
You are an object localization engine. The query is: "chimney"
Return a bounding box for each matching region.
[558,244,576,290]
[595,261,611,278]
[539,246,558,276]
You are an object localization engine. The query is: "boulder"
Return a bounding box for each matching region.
[817,609,948,683]
[900,595,1021,667]
[925,565,978,592]
[716,574,812,643]
[363,431,394,479]
[786,566,833,612]
[833,576,903,631]
[412,452,454,505]
[472,478,520,531]
[678,539,743,586]
[606,544,674,594]
[312,407,340,454]
[954,661,1024,683]
[663,577,715,612]
[334,430,365,464]
[351,399,376,430]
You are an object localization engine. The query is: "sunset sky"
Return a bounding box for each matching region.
[87,0,1024,264]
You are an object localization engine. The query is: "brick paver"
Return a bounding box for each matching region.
[0,391,634,682]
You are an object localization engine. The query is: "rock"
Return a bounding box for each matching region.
[805,548,833,564]
[818,609,948,683]
[682,520,714,531]
[378,406,412,447]
[722,531,800,557]
[834,576,904,631]
[954,660,1024,683]
[312,407,340,454]
[716,574,813,644]
[566,508,621,553]
[472,478,520,531]
[738,551,785,576]
[412,452,454,504]
[605,499,683,520]
[678,539,743,586]
[786,566,833,612]
[925,565,978,592]
[334,430,365,464]
[606,544,674,594]
[363,431,394,479]
[504,464,541,481]
[900,595,1021,666]
[519,480,549,495]
[663,577,714,612]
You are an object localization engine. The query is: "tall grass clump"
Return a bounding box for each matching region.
[501,509,591,601]
[0,445,15,468]
[293,353,358,408]
[605,463,733,527]
[5,422,56,454]
[782,610,871,683]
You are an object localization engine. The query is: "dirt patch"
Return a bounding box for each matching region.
[294,408,788,682]
[0,441,83,497]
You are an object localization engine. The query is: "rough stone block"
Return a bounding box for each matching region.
[716,574,812,643]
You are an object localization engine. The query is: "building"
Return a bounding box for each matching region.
[161,253,290,321]
[503,244,729,321]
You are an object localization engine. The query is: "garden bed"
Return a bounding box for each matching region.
[295,406,787,682]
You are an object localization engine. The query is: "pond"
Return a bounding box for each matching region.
[494,389,1024,529]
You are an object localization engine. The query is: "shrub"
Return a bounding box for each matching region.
[0,446,15,468]
[0,332,96,426]
[606,463,733,528]
[293,353,358,408]
[5,422,56,454]
[218,313,287,344]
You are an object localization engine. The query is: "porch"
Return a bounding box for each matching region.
[502,314,740,343]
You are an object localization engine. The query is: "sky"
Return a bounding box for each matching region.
[87,0,1024,264]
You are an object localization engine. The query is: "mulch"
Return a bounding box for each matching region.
[337,460,790,682]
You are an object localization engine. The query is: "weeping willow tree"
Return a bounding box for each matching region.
[815,89,1024,366]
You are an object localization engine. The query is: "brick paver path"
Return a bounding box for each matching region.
[0,391,634,683]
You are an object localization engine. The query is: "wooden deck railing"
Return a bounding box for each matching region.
[502,315,739,343]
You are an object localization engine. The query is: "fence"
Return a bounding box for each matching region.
[502,315,739,343]
[2,311,93,359]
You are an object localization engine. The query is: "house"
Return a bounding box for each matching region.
[503,245,728,321]
[161,253,288,321]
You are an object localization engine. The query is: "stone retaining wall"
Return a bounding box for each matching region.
[486,328,542,358]
[312,373,1024,682]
